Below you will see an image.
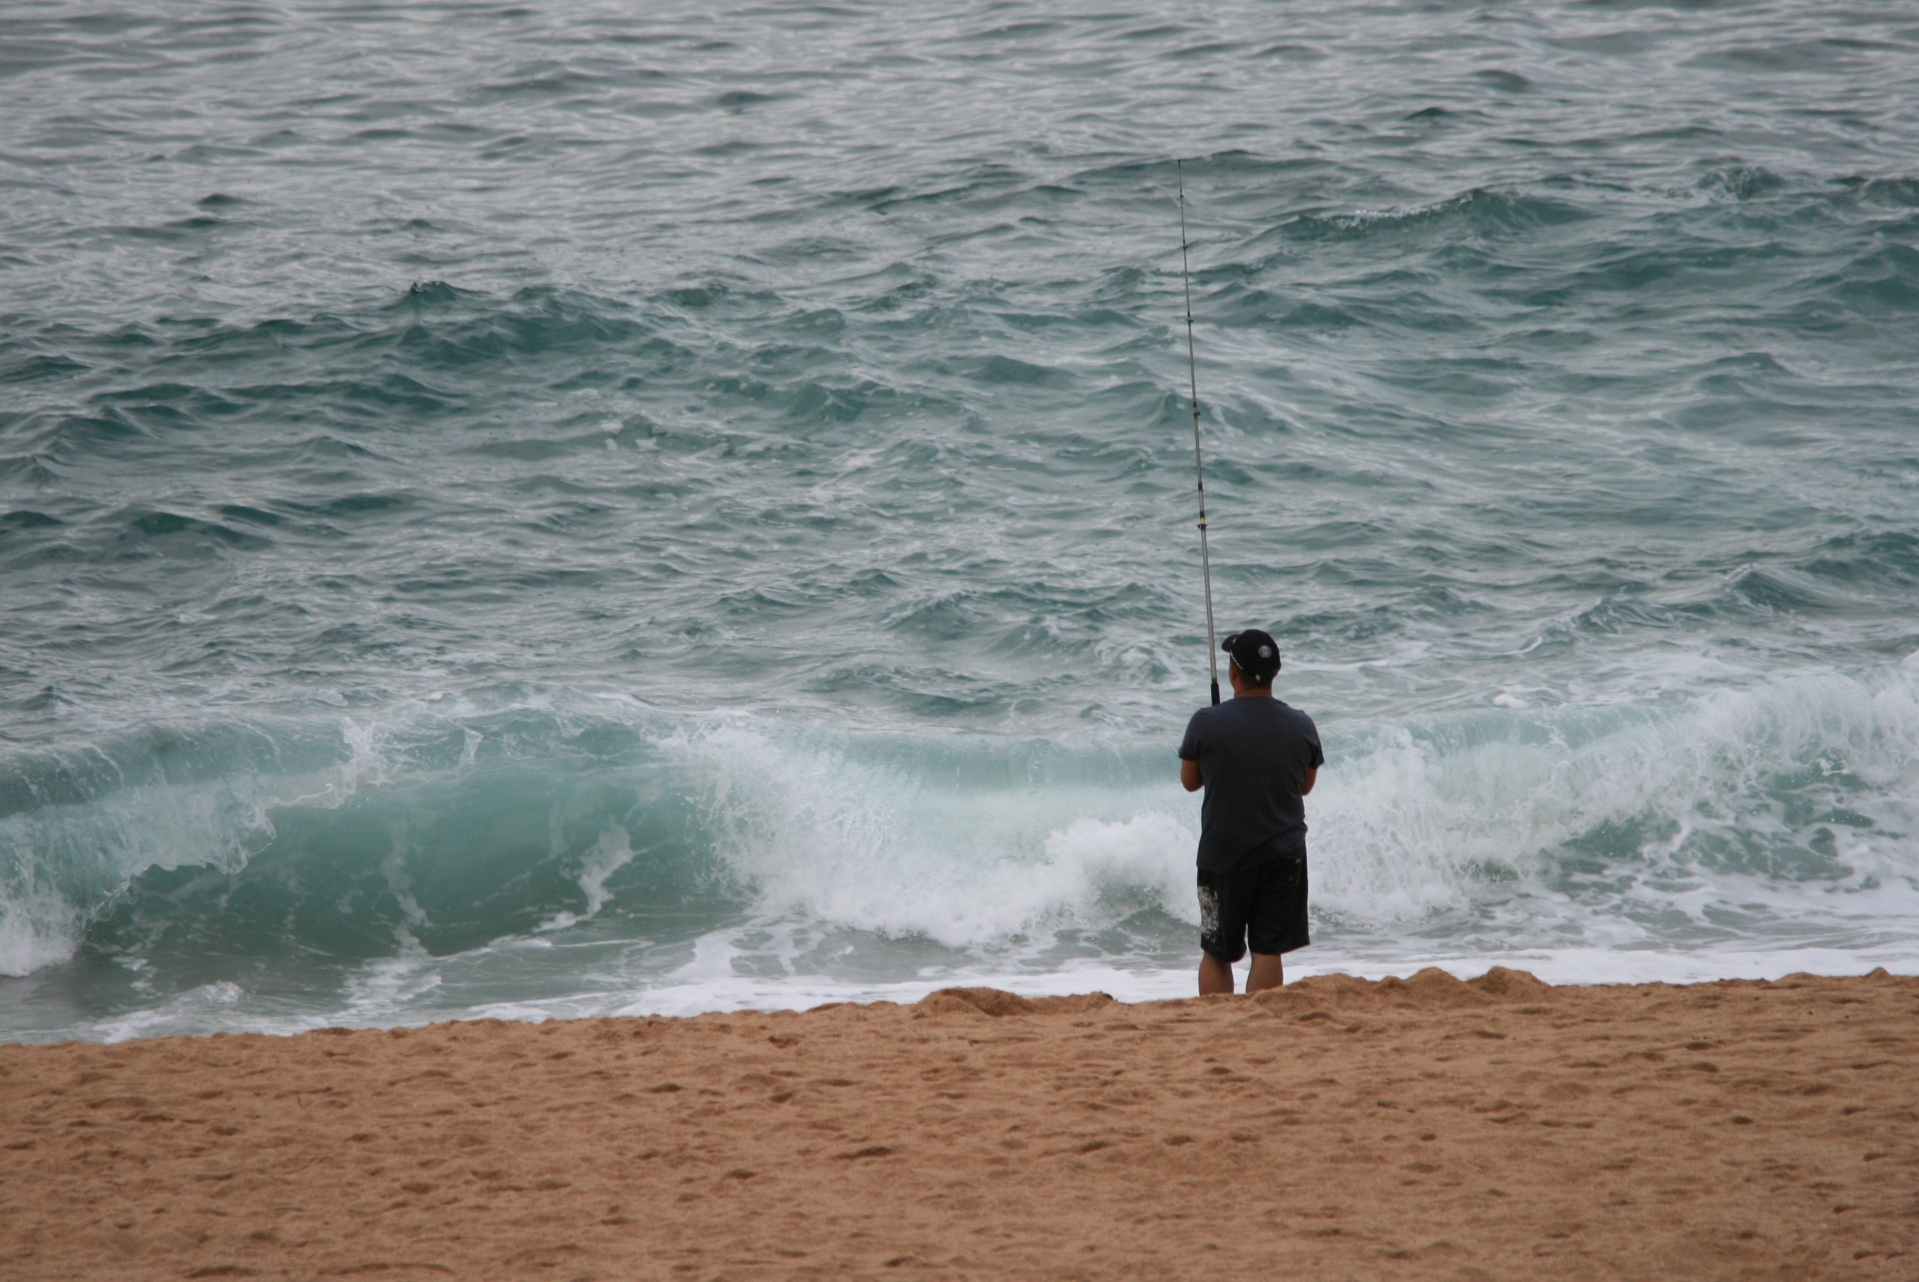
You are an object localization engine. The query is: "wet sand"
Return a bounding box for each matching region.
[2,968,1915,1280]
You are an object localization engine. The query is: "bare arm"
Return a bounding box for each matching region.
[1180,758,1203,793]
[1300,766,1317,796]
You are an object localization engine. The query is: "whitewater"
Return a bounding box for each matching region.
[3,0,1917,1042]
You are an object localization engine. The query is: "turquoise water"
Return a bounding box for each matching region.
[3,0,1917,1041]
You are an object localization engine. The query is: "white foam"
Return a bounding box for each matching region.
[0,895,80,978]
[668,724,1198,947]
[431,944,1919,1025]
[654,664,1919,975]
[538,824,638,933]
[1309,664,1919,931]
[90,981,263,1044]
[0,774,280,977]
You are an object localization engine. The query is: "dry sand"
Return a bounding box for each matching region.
[2,968,1914,1281]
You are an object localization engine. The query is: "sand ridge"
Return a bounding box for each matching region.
[2,968,1915,1280]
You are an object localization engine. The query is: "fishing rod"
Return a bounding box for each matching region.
[1177,160,1221,706]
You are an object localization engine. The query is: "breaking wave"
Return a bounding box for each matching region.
[5,661,1915,1001]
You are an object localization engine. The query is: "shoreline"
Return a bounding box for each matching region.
[4,968,1915,1280]
[15,948,1919,1048]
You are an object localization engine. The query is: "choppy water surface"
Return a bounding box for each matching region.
[3,0,1918,1041]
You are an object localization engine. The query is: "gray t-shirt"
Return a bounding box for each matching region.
[1178,695,1324,872]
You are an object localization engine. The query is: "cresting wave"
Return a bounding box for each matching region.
[5,660,1915,988]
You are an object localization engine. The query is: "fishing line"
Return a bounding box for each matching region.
[1177,160,1221,706]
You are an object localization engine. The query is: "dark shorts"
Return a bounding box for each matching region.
[1198,857,1309,962]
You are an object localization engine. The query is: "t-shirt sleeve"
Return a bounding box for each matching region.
[1178,709,1205,761]
[1304,715,1325,770]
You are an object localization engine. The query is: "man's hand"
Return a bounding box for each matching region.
[1180,758,1203,793]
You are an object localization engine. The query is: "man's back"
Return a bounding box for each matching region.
[1179,695,1323,871]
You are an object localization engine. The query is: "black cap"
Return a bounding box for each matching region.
[1222,629,1281,683]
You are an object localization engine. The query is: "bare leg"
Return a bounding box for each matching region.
[1245,952,1284,993]
[1198,951,1236,995]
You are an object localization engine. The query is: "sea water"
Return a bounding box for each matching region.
[3,0,1917,1042]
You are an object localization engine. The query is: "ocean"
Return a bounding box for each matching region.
[3,0,1916,1043]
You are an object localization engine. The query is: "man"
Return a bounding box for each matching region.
[1178,628,1323,995]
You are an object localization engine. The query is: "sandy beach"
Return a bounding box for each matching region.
[2,968,1913,1281]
